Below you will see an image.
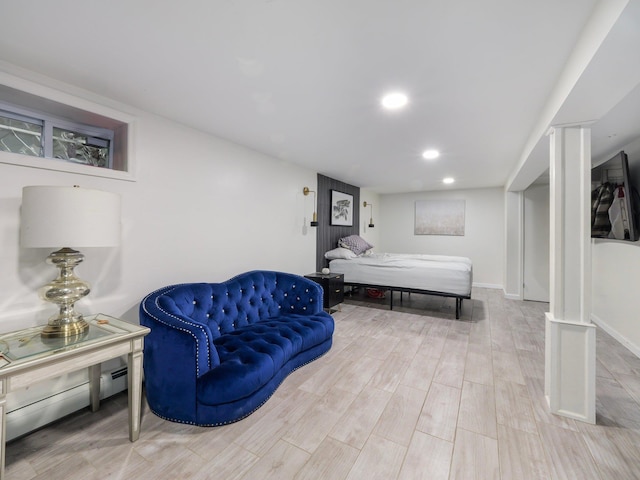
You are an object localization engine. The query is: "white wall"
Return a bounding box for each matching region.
[378,187,504,288]
[0,70,317,332]
[592,240,640,354]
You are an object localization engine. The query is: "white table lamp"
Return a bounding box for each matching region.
[20,185,121,338]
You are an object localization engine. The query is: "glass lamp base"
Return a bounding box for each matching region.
[41,318,89,338]
[39,247,91,339]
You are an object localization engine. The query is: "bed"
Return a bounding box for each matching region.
[327,250,473,318]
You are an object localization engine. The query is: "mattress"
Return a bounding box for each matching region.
[329,252,473,297]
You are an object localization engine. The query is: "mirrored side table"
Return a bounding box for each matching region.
[0,314,150,479]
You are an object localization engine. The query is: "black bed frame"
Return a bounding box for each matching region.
[344,281,470,319]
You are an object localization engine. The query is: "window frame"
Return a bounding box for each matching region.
[0,70,136,182]
[1,101,115,170]
[0,107,44,157]
[49,119,114,169]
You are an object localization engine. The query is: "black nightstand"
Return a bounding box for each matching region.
[305,272,344,312]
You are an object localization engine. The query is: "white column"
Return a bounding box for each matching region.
[545,125,596,423]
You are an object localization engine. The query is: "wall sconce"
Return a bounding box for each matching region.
[363,201,374,228]
[303,187,318,227]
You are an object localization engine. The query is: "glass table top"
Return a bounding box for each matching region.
[0,314,140,368]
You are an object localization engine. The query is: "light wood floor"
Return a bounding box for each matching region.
[6,288,640,479]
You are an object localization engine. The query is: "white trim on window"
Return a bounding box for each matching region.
[0,67,136,182]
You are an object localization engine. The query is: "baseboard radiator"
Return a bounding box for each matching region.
[6,362,128,441]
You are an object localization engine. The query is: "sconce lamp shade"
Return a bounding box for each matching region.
[21,186,121,248]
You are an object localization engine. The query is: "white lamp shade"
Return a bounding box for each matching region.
[21,186,121,248]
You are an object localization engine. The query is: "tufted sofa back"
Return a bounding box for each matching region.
[150,270,324,340]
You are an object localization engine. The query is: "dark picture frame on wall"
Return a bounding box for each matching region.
[331,190,353,226]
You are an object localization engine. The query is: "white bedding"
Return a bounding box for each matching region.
[328,252,473,297]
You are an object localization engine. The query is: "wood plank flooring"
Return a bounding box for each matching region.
[6,288,640,479]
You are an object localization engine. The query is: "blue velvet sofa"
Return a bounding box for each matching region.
[139,270,334,426]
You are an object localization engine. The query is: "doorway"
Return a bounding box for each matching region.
[523,183,550,302]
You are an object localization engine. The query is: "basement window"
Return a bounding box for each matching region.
[51,125,112,168]
[0,110,43,157]
[0,80,134,181]
[0,108,114,169]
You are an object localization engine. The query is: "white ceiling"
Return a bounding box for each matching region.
[1,0,638,193]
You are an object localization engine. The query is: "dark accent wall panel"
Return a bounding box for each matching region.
[316,174,360,271]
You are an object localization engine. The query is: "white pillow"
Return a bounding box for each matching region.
[324,247,357,260]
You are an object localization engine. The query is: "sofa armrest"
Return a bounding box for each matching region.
[140,285,222,423]
[141,285,220,373]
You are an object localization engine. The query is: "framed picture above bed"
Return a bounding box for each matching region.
[415,199,465,236]
[331,190,353,226]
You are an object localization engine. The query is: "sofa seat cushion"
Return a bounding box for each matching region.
[197,313,334,405]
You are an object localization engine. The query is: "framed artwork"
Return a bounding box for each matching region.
[415,199,465,236]
[331,190,353,226]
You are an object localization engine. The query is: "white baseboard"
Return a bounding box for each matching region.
[473,282,503,290]
[591,313,640,359]
[503,293,522,300]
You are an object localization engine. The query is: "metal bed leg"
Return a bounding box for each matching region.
[456,298,462,319]
[390,290,394,310]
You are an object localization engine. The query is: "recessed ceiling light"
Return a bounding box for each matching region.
[422,149,440,160]
[442,177,455,184]
[381,92,408,110]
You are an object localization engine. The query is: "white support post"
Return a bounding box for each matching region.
[545,125,596,424]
